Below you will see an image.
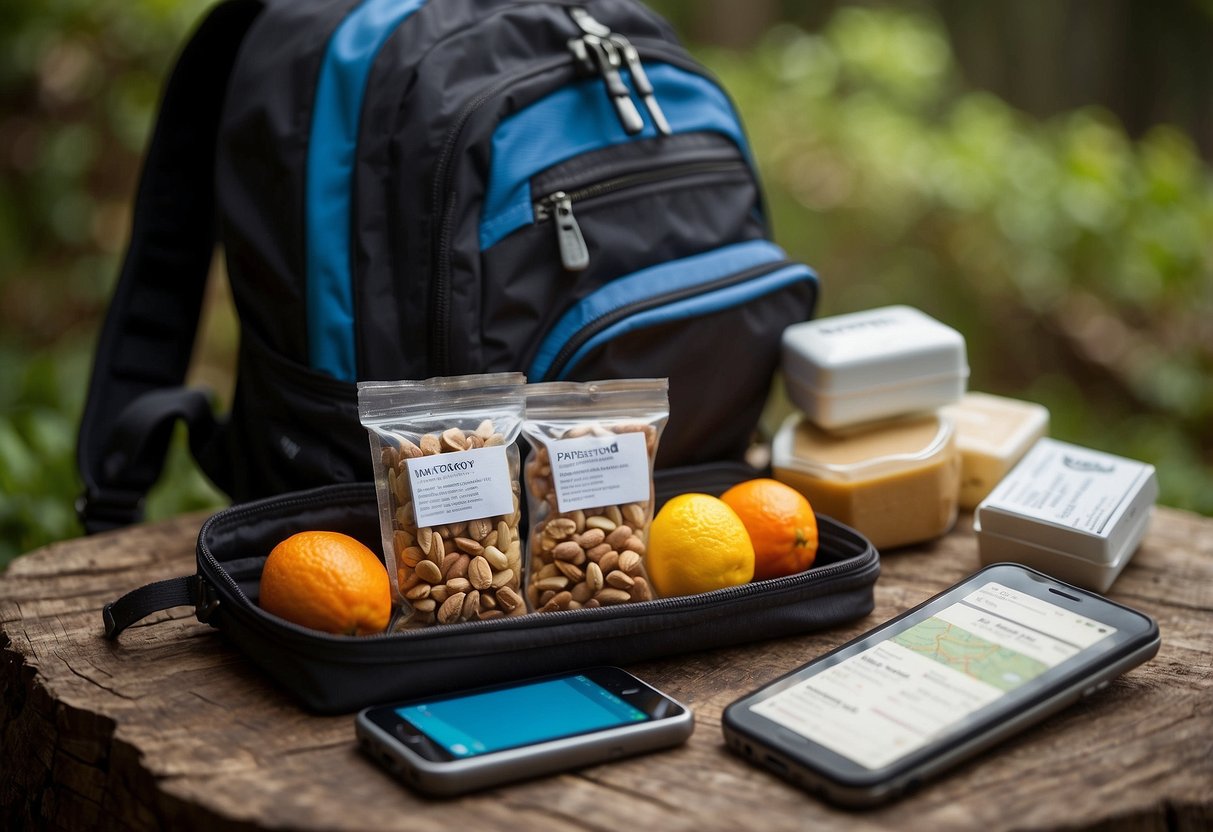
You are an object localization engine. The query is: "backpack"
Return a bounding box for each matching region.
[76,0,818,534]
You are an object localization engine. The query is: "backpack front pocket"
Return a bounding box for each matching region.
[529,240,818,467]
[476,131,765,374]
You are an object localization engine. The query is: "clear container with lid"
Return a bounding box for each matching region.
[772,412,961,550]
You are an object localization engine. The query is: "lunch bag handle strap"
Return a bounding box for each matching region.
[103,574,223,640]
[77,0,262,535]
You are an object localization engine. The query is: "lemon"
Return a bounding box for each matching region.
[647,493,755,597]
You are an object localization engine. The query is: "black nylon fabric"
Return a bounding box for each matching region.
[183,479,879,714]
[86,0,818,516]
[215,0,361,362]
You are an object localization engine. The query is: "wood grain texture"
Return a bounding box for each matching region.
[2,508,1210,831]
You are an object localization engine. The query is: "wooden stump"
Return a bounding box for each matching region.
[2,508,1211,831]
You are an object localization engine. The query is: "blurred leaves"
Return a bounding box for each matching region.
[714,7,1213,515]
[1,0,217,569]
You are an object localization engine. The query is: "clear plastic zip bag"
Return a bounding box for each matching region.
[521,379,669,612]
[358,373,527,627]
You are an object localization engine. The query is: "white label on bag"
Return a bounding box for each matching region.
[549,431,650,513]
[406,445,514,528]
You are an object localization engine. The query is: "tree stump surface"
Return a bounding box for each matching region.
[2,507,1210,831]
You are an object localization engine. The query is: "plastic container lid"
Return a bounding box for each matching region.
[781,305,969,429]
[772,411,955,483]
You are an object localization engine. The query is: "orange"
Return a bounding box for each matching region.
[259,531,391,636]
[720,478,818,580]
[646,493,755,597]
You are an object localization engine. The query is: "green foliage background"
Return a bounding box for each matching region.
[2,2,1210,570]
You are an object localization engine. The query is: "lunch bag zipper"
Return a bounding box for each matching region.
[195,484,878,656]
[534,159,750,271]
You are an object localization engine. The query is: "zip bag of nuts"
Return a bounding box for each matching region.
[358,373,527,627]
[521,379,668,613]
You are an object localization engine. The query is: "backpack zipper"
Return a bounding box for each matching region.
[567,8,671,136]
[541,257,795,380]
[533,159,750,271]
[428,38,699,374]
[429,55,574,374]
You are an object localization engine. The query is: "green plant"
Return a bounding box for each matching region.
[1,0,218,570]
[710,8,1213,515]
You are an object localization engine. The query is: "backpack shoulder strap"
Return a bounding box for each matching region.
[76,0,262,535]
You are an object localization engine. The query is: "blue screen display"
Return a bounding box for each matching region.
[397,675,649,757]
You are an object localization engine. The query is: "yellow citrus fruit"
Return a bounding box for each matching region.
[720,478,818,581]
[646,493,755,597]
[259,531,391,636]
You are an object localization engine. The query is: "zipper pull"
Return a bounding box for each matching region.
[568,8,644,135]
[569,7,611,37]
[612,36,671,136]
[584,36,644,135]
[540,192,590,271]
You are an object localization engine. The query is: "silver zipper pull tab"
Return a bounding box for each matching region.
[583,35,644,135]
[613,36,671,135]
[569,7,610,37]
[547,192,589,271]
[568,9,644,135]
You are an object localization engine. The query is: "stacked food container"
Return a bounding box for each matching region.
[773,304,1157,592]
[774,306,971,550]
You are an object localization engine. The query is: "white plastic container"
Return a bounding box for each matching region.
[975,438,1157,593]
[781,306,969,429]
[942,392,1050,509]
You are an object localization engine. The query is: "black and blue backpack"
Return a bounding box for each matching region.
[76,0,819,533]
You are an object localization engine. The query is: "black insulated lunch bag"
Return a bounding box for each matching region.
[76,0,819,533]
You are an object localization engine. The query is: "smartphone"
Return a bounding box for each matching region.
[356,666,694,796]
[722,563,1160,807]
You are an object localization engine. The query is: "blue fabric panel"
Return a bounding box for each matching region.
[553,263,816,380]
[479,63,750,251]
[306,0,428,381]
[528,240,810,380]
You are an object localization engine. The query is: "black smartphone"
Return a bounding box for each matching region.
[356,666,694,796]
[722,563,1160,807]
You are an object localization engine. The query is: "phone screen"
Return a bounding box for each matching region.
[396,673,650,758]
[749,581,1118,770]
